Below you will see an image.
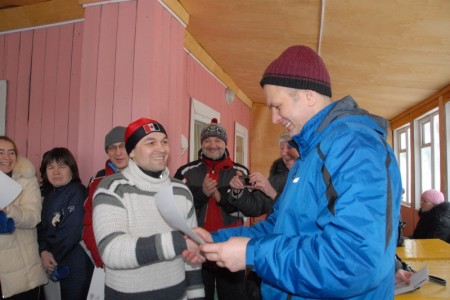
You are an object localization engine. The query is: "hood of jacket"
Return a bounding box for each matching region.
[294,96,388,158]
[12,156,36,181]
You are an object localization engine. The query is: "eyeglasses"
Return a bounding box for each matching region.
[107,143,125,152]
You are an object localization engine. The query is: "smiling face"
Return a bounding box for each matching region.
[130,132,169,172]
[0,139,17,174]
[201,137,226,160]
[280,141,299,170]
[46,160,73,187]
[106,142,129,171]
[264,85,317,137]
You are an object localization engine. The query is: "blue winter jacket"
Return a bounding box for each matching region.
[212,96,402,300]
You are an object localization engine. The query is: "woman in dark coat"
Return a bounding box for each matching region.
[38,148,94,300]
[411,189,450,243]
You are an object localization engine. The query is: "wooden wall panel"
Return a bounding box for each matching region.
[113,1,136,126]
[251,103,286,177]
[15,31,33,153]
[2,23,83,178]
[93,3,119,168]
[166,19,185,173]
[183,54,252,167]
[40,26,59,152]
[5,33,19,139]
[67,22,84,153]
[131,0,153,119]
[0,35,5,78]
[1,0,252,184]
[78,5,101,183]
[53,24,74,148]
[27,29,46,167]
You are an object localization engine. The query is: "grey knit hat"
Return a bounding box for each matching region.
[104,126,126,151]
[200,118,227,144]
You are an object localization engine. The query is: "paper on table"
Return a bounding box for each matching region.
[0,171,22,209]
[394,265,429,295]
[155,184,205,244]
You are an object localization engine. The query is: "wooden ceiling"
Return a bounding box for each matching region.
[1,0,450,120]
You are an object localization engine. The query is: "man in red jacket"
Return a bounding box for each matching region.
[82,126,129,267]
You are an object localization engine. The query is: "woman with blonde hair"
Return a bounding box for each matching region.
[0,136,47,299]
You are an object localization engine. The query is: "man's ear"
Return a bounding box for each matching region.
[304,90,319,107]
[129,150,135,158]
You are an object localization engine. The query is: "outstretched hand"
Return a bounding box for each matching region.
[182,227,213,264]
[199,237,250,272]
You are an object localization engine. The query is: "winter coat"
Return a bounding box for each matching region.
[412,201,450,243]
[0,156,47,297]
[175,153,251,230]
[82,160,118,267]
[212,96,402,300]
[268,157,289,196]
[38,180,87,265]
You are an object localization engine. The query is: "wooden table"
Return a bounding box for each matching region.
[396,239,450,260]
[395,260,450,299]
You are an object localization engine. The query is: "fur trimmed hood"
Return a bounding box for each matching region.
[12,156,37,181]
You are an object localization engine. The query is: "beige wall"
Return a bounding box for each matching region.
[250,103,287,177]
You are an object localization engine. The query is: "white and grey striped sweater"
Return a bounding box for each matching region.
[93,159,204,299]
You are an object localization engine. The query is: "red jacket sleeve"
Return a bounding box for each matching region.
[82,177,104,268]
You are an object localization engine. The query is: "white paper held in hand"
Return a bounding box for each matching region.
[155,184,205,244]
[394,265,429,295]
[0,170,23,209]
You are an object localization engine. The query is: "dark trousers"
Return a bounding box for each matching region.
[202,264,248,300]
[1,286,42,300]
[60,246,94,300]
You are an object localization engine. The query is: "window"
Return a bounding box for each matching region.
[234,122,248,166]
[416,110,440,195]
[190,99,220,161]
[394,125,411,204]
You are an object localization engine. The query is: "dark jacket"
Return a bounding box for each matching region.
[175,152,260,228]
[38,181,87,264]
[412,201,450,243]
[268,157,290,196]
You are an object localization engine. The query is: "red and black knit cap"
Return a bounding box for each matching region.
[124,118,167,154]
[260,45,332,97]
[200,118,227,145]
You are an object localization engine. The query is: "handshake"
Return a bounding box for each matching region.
[0,211,15,234]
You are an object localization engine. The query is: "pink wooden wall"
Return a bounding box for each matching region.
[183,54,251,162]
[0,23,83,171]
[0,0,252,184]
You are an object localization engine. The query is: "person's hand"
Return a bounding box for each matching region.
[182,228,213,264]
[182,237,206,265]
[40,250,58,275]
[202,174,218,198]
[229,172,246,190]
[250,172,277,199]
[199,237,250,272]
[395,269,413,285]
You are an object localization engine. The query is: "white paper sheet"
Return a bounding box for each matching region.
[155,184,204,244]
[394,265,429,295]
[0,170,22,209]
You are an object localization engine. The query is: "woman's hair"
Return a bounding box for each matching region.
[40,147,81,186]
[0,136,18,155]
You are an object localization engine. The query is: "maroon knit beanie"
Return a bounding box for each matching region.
[125,118,167,154]
[260,45,332,97]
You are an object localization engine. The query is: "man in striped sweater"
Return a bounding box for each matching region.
[93,117,204,300]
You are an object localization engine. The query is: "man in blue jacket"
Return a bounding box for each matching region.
[187,45,402,299]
